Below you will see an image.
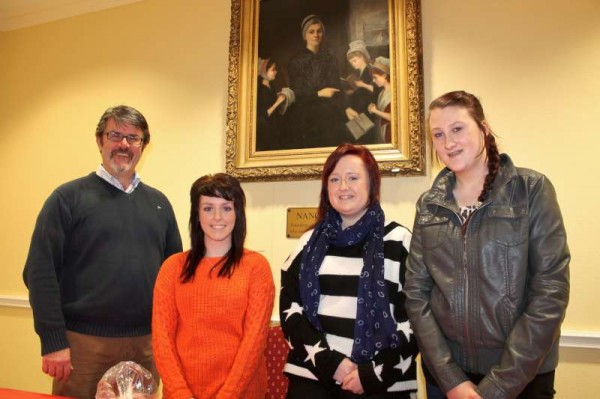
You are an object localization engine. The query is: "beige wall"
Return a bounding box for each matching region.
[0,0,598,396]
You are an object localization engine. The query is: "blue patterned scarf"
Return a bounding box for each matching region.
[299,202,399,363]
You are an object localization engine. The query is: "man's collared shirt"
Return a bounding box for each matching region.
[96,164,140,194]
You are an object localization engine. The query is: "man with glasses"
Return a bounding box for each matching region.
[23,105,183,399]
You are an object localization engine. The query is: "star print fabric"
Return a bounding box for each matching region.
[299,202,399,363]
[279,220,418,396]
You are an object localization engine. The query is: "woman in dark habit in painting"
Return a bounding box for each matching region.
[285,14,355,149]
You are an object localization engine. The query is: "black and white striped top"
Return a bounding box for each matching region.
[279,221,418,396]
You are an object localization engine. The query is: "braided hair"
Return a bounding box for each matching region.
[480,131,501,202]
[429,90,501,202]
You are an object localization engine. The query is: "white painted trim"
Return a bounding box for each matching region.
[1,296,598,349]
[559,331,600,349]
[0,295,30,308]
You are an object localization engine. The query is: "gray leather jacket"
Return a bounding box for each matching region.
[405,154,570,399]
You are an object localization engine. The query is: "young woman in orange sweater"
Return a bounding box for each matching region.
[152,173,275,399]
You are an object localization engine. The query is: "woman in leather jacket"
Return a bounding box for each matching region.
[404,91,570,399]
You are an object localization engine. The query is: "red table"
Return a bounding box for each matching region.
[0,388,72,399]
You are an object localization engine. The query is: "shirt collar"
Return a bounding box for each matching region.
[96,164,141,194]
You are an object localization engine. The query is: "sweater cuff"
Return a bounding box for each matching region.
[40,329,69,355]
[358,361,383,394]
[315,350,346,383]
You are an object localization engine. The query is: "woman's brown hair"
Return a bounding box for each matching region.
[429,90,501,202]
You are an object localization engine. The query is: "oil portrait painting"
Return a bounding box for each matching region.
[226,0,425,181]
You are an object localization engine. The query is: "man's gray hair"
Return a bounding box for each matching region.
[95,105,150,145]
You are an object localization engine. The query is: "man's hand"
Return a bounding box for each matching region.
[42,348,72,381]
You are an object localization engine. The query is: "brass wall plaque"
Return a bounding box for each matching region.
[287,207,318,238]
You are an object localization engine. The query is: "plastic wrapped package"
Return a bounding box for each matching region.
[95,361,158,399]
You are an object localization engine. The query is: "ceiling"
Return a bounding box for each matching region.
[0,0,142,32]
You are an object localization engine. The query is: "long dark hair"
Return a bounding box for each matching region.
[180,173,247,282]
[315,143,381,226]
[429,90,501,202]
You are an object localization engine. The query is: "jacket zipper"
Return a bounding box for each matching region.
[461,217,473,370]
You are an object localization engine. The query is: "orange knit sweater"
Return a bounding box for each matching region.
[152,250,275,399]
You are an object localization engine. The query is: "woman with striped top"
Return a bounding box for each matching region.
[279,143,418,398]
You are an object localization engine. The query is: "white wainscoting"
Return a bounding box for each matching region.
[2,295,598,349]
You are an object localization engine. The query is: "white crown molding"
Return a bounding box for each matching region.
[0,0,142,32]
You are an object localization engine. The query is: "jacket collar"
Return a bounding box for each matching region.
[425,154,517,208]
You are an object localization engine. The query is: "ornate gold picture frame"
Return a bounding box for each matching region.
[226,0,425,181]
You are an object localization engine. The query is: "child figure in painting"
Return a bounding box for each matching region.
[368,57,392,143]
[256,57,287,151]
[345,40,376,120]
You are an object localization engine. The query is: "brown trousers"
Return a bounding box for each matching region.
[52,331,158,399]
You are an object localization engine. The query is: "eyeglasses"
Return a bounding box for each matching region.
[105,131,144,147]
